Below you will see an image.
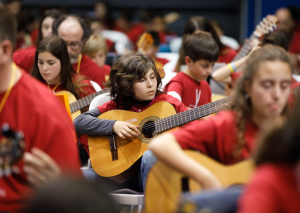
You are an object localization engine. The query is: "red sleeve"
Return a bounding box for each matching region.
[171,111,236,159]
[97,100,117,113]
[231,71,242,87]
[172,117,217,154]
[164,81,183,99]
[13,47,36,73]
[238,166,280,213]
[161,93,188,113]
[218,48,237,63]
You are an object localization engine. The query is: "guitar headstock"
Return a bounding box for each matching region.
[156,67,165,79]
[254,15,278,37]
[0,123,25,177]
[137,33,154,54]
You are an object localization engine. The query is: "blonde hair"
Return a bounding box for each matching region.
[229,45,293,159]
[82,35,108,56]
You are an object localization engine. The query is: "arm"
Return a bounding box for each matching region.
[74,108,139,138]
[149,133,222,189]
[212,45,261,84]
[211,57,247,84]
[165,81,183,102]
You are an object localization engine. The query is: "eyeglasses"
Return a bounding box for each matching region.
[65,41,83,50]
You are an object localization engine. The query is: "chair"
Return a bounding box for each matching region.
[101,30,132,55]
[89,93,111,111]
[88,93,145,213]
[90,80,101,92]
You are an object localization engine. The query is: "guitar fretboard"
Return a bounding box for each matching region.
[69,88,110,113]
[231,34,259,62]
[154,96,232,133]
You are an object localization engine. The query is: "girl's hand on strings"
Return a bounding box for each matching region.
[113,121,140,139]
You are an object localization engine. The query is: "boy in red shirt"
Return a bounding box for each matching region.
[0,8,81,212]
[164,33,218,108]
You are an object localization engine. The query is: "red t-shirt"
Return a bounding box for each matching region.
[164,72,212,109]
[98,93,188,114]
[13,46,37,74]
[238,164,300,213]
[72,54,106,89]
[289,24,300,54]
[218,47,237,63]
[0,72,81,212]
[172,110,258,164]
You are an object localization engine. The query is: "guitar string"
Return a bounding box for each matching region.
[109,103,229,145]
[109,105,227,147]
[117,98,231,136]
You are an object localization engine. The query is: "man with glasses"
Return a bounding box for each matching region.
[52,15,106,88]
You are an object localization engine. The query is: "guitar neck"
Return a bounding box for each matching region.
[155,96,232,133]
[231,33,259,62]
[69,88,110,113]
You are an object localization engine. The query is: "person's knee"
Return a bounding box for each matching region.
[141,150,157,172]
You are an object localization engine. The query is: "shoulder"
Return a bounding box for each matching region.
[81,54,101,70]
[18,73,72,123]
[200,80,211,90]
[156,93,188,112]
[97,100,117,113]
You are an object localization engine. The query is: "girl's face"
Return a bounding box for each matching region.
[38,51,61,84]
[132,68,157,102]
[41,17,55,39]
[246,60,291,120]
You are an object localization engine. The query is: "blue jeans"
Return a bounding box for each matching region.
[140,150,158,190]
[178,186,244,213]
[83,150,157,192]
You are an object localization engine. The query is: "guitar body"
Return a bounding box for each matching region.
[88,101,178,183]
[56,91,81,120]
[145,150,254,213]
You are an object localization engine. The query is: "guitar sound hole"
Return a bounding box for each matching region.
[141,121,155,138]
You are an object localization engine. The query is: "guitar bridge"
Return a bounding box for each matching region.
[109,134,118,161]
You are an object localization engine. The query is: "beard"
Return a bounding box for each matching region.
[69,53,80,64]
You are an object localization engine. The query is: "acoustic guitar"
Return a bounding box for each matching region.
[0,123,25,177]
[56,88,110,120]
[145,150,254,213]
[231,15,278,62]
[88,95,232,183]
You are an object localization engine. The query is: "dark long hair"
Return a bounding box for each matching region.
[105,53,162,110]
[35,9,62,46]
[31,36,81,99]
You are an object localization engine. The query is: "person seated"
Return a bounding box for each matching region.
[82,34,111,81]
[89,19,114,52]
[238,111,300,213]
[114,9,145,46]
[0,8,81,212]
[13,9,62,73]
[175,16,237,72]
[164,33,218,108]
[212,31,293,87]
[141,30,169,68]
